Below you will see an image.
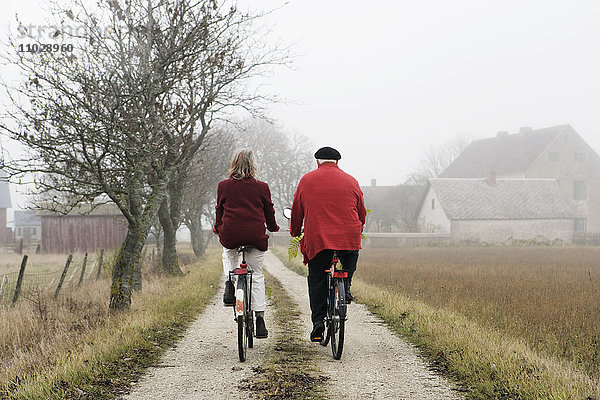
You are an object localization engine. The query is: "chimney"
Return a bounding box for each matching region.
[519,126,533,134]
[486,171,496,186]
[370,178,377,187]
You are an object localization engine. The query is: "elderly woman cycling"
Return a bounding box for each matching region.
[213,148,279,339]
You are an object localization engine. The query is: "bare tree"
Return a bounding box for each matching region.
[1,0,290,309]
[178,120,311,257]
[149,3,291,276]
[236,119,313,218]
[181,129,234,257]
[417,135,471,178]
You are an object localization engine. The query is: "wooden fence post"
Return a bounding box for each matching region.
[96,249,104,280]
[12,255,28,305]
[78,252,88,286]
[54,255,72,299]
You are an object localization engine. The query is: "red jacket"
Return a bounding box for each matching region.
[214,178,279,251]
[290,163,366,263]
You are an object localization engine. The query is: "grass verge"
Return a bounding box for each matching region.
[1,252,221,400]
[269,247,307,277]
[240,269,327,399]
[353,279,600,400]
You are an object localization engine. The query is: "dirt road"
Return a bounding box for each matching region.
[124,252,463,399]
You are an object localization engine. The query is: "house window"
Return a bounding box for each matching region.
[548,152,559,161]
[574,218,586,233]
[17,227,22,235]
[32,227,37,235]
[574,152,585,162]
[574,181,586,200]
[431,198,435,209]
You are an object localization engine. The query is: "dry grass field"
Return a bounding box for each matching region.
[0,247,221,399]
[350,247,600,398]
[272,245,600,398]
[356,247,600,378]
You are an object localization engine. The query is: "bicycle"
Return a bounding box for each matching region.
[228,245,254,362]
[282,207,350,360]
[319,251,347,360]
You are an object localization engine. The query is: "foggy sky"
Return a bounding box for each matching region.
[251,0,600,186]
[2,0,600,199]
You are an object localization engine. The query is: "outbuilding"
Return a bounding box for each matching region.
[41,204,127,253]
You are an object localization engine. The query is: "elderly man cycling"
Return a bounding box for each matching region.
[289,146,366,342]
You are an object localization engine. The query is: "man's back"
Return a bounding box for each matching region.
[291,162,366,263]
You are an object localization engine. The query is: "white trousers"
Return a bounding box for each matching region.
[222,247,266,312]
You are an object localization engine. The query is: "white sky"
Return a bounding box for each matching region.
[2,0,600,209]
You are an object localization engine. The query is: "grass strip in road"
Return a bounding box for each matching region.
[2,252,221,400]
[353,279,600,400]
[270,247,308,277]
[240,269,327,399]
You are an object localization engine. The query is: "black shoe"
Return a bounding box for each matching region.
[345,289,354,304]
[310,323,325,342]
[223,280,235,306]
[255,316,268,339]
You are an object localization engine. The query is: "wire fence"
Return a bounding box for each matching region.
[0,251,105,305]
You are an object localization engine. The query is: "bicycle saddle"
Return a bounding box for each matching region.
[236,245,254,253]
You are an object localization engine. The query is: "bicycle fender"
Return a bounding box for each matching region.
[236,289,244,316]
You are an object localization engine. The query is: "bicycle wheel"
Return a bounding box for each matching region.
[236,278,248,362]
[320,275,333,346]
[330,278,346,360]
[246,276,254,349]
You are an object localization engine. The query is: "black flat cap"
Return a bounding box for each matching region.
[314,146,341,160]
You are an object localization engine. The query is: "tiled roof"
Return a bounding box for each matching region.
[361,184,427,216]
[361,184,427,207]
[429,178,574,220]
[441,125,574,178]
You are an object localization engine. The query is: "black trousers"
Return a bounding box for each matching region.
[307,249,359,326]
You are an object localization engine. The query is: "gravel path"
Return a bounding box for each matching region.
[123,276,276,400]
[124,252,463,399]
[263,252,463,400]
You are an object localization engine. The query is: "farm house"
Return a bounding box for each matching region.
[13,210,42,244]
[441,124,600,234]
[41,204,127,254]
[418,177,574,243]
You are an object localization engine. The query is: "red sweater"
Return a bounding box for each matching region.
[214,178,279,251]
[290,163,366,263]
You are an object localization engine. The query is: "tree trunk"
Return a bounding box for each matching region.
[109,223,143,310]
[132,251,142,292]
[159,166,187,275]
[151,225,163,263]
[159,197,182,275]
[189,218,206,258]
[110,168,171,310]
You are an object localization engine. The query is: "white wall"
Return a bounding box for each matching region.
[451,219,573,243]
[418,187,451,233]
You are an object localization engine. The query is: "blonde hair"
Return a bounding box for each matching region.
[228,148,258,180]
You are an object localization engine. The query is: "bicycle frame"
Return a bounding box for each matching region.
[228,246,254,362]
[321,250,347,359]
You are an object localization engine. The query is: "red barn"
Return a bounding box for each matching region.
[41,204,127,254]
